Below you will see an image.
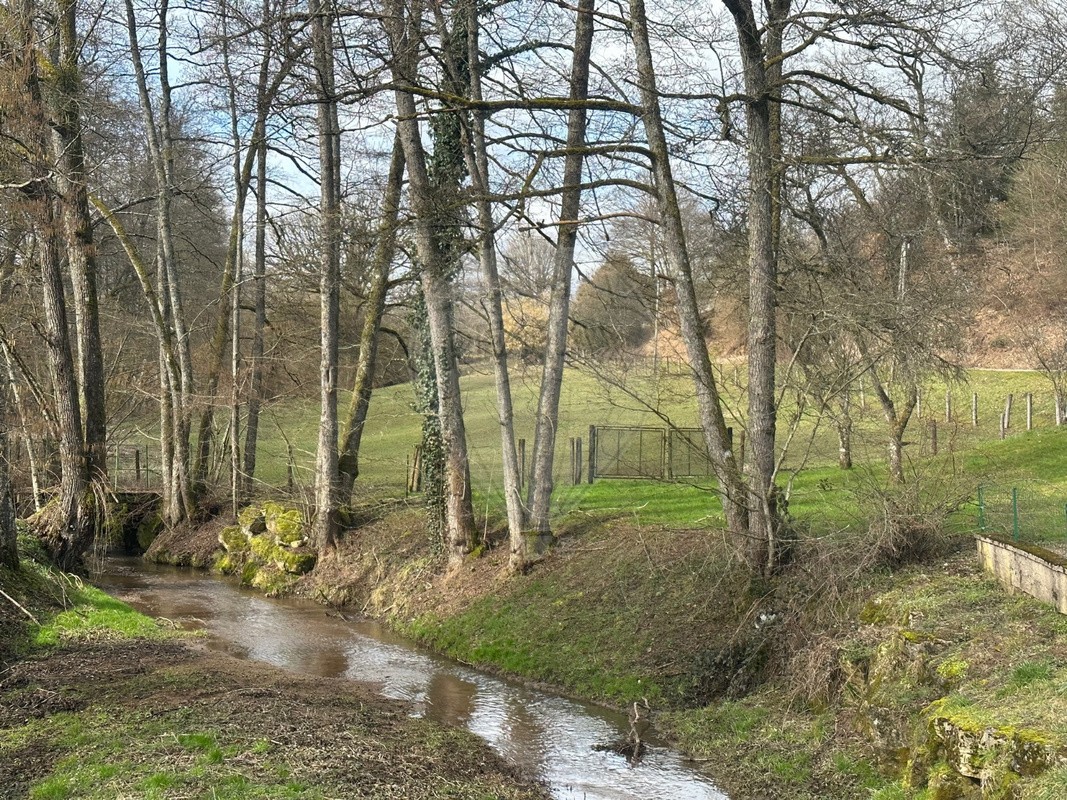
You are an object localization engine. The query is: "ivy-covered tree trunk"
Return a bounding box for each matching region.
[411,294,446,545]
[385,0,476,564]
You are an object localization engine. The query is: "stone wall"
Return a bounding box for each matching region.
[975,534,1067,614]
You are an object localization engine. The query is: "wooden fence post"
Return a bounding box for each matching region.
[1004,394,1013,430]
[518,438,526,490]
[575,437,583,484]
[929,419,938,456]
[587,425,596,484]
[972,392,979,427]
[569,438,576,485]
[1026,393,1033,431]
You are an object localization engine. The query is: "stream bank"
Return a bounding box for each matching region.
[0,543,548,800]
[144,499,1067,798]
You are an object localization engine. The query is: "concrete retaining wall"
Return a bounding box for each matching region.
[976,535,1067,614]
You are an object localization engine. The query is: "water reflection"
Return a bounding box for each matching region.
[95,558,726,800]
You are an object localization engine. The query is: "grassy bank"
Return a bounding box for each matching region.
[0,540,548,800]
[307,507,1067,799]
[130,365,1067,797]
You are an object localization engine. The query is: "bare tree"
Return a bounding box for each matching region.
[338,136,405,504]
[525,0,595,550]
[309,0,341,552]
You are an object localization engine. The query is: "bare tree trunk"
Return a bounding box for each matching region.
[242,135,269,494]
[124,0,195,523]
[837,393,853,470]
[310,0,341,552]
[49,0,106,483]
[2,345,43,512]
[0,373,17,570]
[385,0,475,564]
[17,0,89,567]
[195,0,292,485]
[723,0,790,574]
[338,136,405,504]
[525,0,595,548]
[871,378,916,484]
[37,196,88,568]
[630,0,749,542]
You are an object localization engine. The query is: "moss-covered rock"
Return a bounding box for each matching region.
[926,702,1065,794]
[218,525,249,553]
[214,551,242,575]
[237,505,267,536]
[263,502,306,547]
[250,563,298,596]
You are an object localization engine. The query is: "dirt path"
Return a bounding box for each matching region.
[0,637,549,799]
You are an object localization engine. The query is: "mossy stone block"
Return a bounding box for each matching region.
[218,525,249,553]
[237,505,267,536]
[265,504,305,547]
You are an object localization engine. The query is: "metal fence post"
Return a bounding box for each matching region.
[1012,487,1019,541]
[978,485,986,531]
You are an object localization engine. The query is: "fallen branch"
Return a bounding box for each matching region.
[0,587,40,625]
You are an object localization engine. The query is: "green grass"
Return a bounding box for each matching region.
[163,365,1067,536]
[1,541,167,658]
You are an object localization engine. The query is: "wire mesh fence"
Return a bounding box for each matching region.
[976,481,1067,549]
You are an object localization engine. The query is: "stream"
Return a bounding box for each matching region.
[93,558,727,800]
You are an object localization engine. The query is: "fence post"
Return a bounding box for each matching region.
[972,392,979,427]
[1057,394,1063,427]
[1000,413,1006,440]
[569,437,576,485]
[1026,393,1033,431]
[916,388,922,420]
[929,420,938,456]
[859,378,866,411]
[1012,487,1019,542]
[587,425,596,484]
[1004,393,1013,430]
[287,444,296,493]
[114,446,120,487]
[575,437,583,484]
[945,390,952,423]
[134,447,142,484]
[518,438,526,490]
[666,428,674,480]
[977,485,986,531]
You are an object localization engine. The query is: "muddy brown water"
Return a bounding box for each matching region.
[93,558,727,800]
